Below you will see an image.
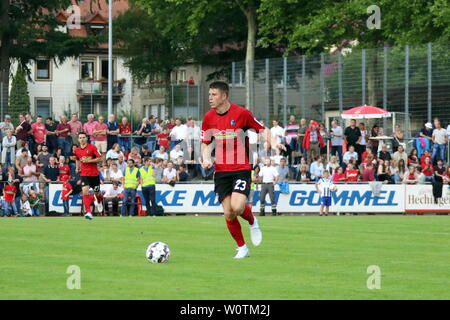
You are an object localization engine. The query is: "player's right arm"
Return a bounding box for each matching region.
[200,115,214,169]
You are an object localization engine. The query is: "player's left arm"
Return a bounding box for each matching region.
[244,110,277,149]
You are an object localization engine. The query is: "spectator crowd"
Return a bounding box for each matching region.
[0,111,449,217]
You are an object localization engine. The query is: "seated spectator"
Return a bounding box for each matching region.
[362,162,376,181]
[421,156,434,182]
[332,167,346,183]
[361,154,376,170]
[104,181,123,216]
[296,165,311,183]
[163,161,178,185]
[152,145,169,161]
[343,145,358,166]
[109,162,124,184]
[345,163,359,183]
[378,144,392,161]
[170,144,184,161]
[417,167,427,184]
[403,166,419,184]
[389,160,399,184]
[420,149,431,165]
[393,145,408,164]
[106,143,124,162]
[408,148,420,166]
[177,164,189,181]
[361,147,376,164]
[443,167,450,184]
[128,146,142,163]
[153,158,164,183]
[140,145,152,159]
[15,148,30,172]
[28,187,42,216]
[200,161,214,181]
[326,156,340,174]
[309,157,324,182]
[396,159,407,183]
[118,117,132,152]
[377,159,392,183]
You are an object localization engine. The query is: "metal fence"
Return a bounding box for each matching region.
[229,43,450,137]
[170,84,203,120]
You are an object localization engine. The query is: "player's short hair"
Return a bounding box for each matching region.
[209,81,229,97]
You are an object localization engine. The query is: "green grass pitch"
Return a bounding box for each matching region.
[1,216,449,300]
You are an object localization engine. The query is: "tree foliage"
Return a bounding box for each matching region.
[8,66,30,119]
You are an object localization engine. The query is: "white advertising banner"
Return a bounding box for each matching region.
[405,184,450,212]
[49,183,406,214]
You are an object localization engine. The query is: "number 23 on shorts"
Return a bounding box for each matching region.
[234,179,247,191]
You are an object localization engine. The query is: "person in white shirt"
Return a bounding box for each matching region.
[20,194,32,217]
[169,118,188,151]
[270,120,285,145]
[432,120,448,164]
[108,162,124,184]
[170,144,184,161]
[163,161,177,186]
[152,145,169,161]
[104,182,124,216]
[392,145,408,164]
[258,158,279,216]
[343,145,359,165]
[309,157,324,181]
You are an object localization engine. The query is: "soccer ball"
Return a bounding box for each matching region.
[146,242,171,263]
[330,184,338,192]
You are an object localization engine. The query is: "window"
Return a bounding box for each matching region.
[101,59,115,80]
[81,60,95,80]
[89,25,105,36]
[36,99,51,118]
[36,59,51,80]
[178,70,186,82]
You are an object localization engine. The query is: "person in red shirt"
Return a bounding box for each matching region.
[420,149,432,166]
[332,166,347,183]
[61,175,72,216]
[75,132,103,220]
[362,162,376,181]
[56,115,72,157]
[58,156,70,181]
[118,117,132,153]
[31,115,47,146]
[201,81,274,259]
[421,156,434,182]
[345,163,359,182]
[157,127,170,150]
[3,180,18,216]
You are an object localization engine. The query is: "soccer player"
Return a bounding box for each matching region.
[75,132,103,220]
[315,170,334,216]
[201,81,274,259]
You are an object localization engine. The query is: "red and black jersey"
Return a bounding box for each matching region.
[201,104,265,172]
[75,144,101,177]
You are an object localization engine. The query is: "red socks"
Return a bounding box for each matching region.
[226,217,245,247]
[83,195,93,214]
[240,204,255,225]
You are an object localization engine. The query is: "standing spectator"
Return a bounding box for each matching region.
[432,120,448,165]
[31,115,47,149]
[417,122,434,157]
[118,117,132,152]
[319,123,330,157]
[2,129,16,166]
[368,125,380,154]
[106,114,120,151]
[157,127,170,151]
[434,159,446,183]
[152,145,168,161]
[82,114,98,144]
[284,116,300,164]
[258,158,279,216]
[303,120,325,164]
[61,175,73,216]
[147,116,161,152]
[45,117,58,154]
[356,122,368,164]
[0,115,15,144]
[40,156,60,211]
[391,124,404,152]
[309,156,324,182]
[3,179,19,217]
[93,116,108,156]
[55,115,72,157]
[169,118,187,151]
[166,118,176,130]
[15,113,31,150]
[297,118,308,161]
[270,120,285,148]
[344,119,361,150]
[330,120,343,164]
[121,159,140,216]
[68,113,83,146]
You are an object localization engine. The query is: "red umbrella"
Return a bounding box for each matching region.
[341,105,391,119]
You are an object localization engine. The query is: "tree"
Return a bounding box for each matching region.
[8,66,30,119]
[0,0,97,110]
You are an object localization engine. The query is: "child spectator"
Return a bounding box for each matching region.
[403,166,419,184]
[61,175,73,216]
[157,127,170,150]
[58,156,70,181]
[20,194,32,217]
[28,188,43,217]
[332,166,346,183]
[421,156,434,182]
[345,163,359,182]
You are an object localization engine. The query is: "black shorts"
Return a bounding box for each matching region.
[214,170,251,203]
[81,176,101,192]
